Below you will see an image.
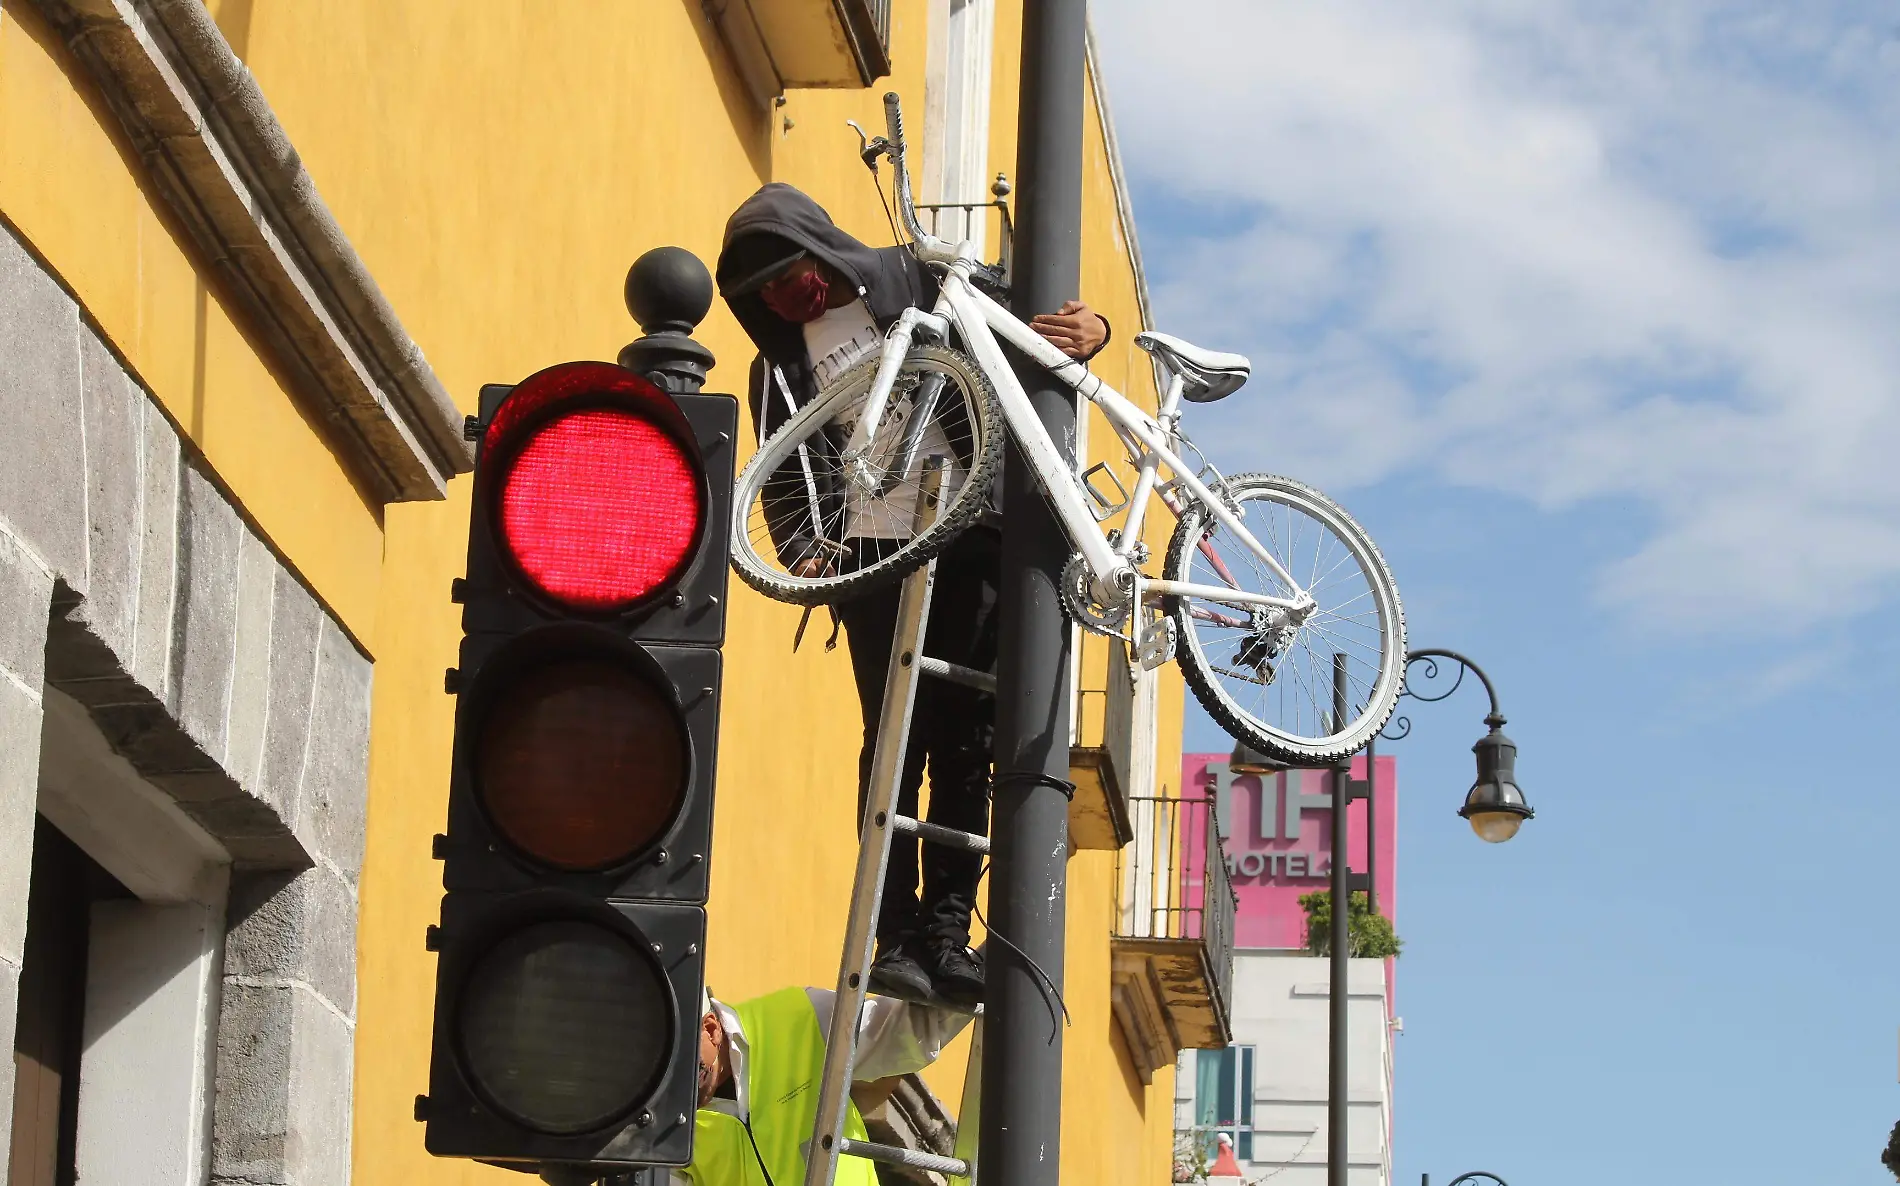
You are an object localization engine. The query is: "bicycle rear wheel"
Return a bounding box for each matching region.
[730,345,1001,605]
[1163,473,1404,764]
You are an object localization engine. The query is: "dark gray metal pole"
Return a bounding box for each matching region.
[1364,733,1377,917]
[982,1,1087,1184]
[1329,654,1350,1186]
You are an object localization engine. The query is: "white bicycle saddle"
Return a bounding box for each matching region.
[1133,331,1251,402]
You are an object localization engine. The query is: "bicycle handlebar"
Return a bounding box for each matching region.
[882,93,972,269]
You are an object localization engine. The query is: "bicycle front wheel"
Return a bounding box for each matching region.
[730,345,1001,605]
[1163,473,1405,765]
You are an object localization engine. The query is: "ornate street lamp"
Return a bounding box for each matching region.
[1225,650,1531,1186]
[1422,1173,1510,1186]
[1382,649,1533,844]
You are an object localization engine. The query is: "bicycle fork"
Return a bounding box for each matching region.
[841,307,951,496]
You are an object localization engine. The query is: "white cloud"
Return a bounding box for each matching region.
[1092,0,1900,631]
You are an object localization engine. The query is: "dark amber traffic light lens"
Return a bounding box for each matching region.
[457,918,671,1134]
[477,656,688,871]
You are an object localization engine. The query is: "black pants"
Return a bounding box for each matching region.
[837,528,1000,949]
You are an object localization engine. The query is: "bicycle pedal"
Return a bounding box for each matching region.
[1138,618,1176,670]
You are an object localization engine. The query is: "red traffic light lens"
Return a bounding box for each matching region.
[484,362,706,614]
[477,655,688,872]
[457,918,671,1134]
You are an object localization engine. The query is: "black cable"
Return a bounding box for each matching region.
[741,1111,779,1186]
[872,163,907,250]
[972,860,1072,1044]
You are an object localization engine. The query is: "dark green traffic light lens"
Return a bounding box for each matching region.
[456,918,672,1134]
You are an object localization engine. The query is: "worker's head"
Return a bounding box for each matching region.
[722,233,846,324]
[696,993,730,1107]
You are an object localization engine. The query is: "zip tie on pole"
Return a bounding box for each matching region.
[990,770,1076,801]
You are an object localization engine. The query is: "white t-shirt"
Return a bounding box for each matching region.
[802,302,965,541]
[803,301,881,391]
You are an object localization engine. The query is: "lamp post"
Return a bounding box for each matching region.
[1423,1174,1510,1186]
[1239,649,1531,1186]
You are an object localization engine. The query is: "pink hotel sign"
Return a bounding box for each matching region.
[1183,754,1398,950]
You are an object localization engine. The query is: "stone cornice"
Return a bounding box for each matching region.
[32,0,471,502]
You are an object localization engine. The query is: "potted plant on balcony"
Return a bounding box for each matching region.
[1297,890,1402,959]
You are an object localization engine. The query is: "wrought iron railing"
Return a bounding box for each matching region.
[1114,791,1237,1015]
[916,197,1014,289]
[839,0,894,83]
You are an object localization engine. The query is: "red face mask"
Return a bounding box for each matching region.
[761,268,830,323]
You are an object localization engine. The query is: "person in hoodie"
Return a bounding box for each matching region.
[716,183,1107,1006]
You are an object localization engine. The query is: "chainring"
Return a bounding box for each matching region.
[1060,554,1132,636]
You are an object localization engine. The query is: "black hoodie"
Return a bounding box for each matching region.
[716,184,956,569]
[717,182,937,385]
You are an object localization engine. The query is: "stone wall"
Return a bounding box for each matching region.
[0,218,371,1186]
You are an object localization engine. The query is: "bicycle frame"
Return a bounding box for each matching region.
[836,93,1313,631]
[841,259,1312,622]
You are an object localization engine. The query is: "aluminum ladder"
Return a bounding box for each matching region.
[804,458,991,1186]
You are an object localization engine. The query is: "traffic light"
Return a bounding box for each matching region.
[421,303,734,1172]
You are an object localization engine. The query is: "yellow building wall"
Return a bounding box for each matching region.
[0,0,386,648]
[2,0,1186,1183]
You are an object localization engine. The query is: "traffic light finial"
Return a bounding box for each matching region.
[620,247,715,395]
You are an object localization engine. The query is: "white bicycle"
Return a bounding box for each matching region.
[730,94,1404,763]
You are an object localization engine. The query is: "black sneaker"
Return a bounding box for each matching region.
[868,943,933,999]
[923,939,984,1007]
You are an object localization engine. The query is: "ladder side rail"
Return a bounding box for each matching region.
[805,460,950,1186]
[950,1017,984,1184]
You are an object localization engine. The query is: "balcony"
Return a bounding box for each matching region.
[1110,791,1236,1081]
[712,0,892,105]
[1069,636,1137,851]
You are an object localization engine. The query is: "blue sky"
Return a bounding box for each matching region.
[1093,3,1900,1182]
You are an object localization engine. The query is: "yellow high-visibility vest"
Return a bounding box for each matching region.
[684,988,878,1186]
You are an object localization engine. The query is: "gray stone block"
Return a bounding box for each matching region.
[284,988,354,1186]
[0,528,52,691]
[0,678,43,967]
[211,980,294,1184]
[258,566,321,824]
[210,981,356,1186]
[133,400,179,697]
[297,619,370,881]
[88,699,216,776]
[73,326,143,665]
[0,224,87,584]
[227,530,277,792]
[175,463,241,763]
[0,958,20,1164]
[225,864,356,1022]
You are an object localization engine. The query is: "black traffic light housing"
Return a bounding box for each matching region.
[422,248,731,1172]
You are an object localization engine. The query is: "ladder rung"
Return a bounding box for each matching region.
[891,815,990,855]
[917,656,997,695]
[838,1138,970,1178]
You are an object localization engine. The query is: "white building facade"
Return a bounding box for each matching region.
[1175,952,1395,1186]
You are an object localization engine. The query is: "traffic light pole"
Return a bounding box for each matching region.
[1328,656,1350,1186]
[982,3,1087,1186]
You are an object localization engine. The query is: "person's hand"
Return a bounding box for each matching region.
[1031,301,1107,360]
[792,556,833,578]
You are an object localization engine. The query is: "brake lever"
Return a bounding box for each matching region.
[845,120,894,171]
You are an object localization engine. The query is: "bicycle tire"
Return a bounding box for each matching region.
[1164,472,1405,764]
[730,344,1002,606]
